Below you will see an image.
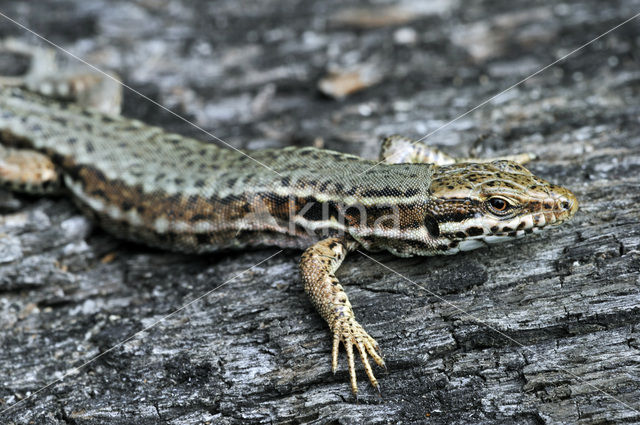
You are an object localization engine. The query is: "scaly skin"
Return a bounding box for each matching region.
[0,83,578,395]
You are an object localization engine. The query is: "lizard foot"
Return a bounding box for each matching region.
[331,315,385,395]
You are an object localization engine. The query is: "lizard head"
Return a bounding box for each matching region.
[422,160,578,254]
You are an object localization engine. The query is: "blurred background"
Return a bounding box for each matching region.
[1,0,638,160]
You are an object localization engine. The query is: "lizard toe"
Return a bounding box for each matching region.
[332,316,384,394]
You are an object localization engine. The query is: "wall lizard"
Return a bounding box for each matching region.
[0,49,578,395]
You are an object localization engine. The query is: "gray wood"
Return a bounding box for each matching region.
[1,0,639,423]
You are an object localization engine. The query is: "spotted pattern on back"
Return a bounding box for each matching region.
[0,87,577,256]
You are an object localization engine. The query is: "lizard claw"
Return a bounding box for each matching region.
[331,315,385,394]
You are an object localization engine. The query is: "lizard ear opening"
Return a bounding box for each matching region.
[424,214,440,238]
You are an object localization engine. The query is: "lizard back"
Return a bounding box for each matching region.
[0,87,434,253]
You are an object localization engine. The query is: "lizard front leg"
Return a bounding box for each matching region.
[300,237,385,394]
[380,135,536,165]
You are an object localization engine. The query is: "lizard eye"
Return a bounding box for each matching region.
[487,197,511,214]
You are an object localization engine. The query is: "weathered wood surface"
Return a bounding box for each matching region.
[0,0,639,423]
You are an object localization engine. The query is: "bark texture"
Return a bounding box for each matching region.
[0,0,639,423]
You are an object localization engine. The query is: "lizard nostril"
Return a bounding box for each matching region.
[560,200,570,210]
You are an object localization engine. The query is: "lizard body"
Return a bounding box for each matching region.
[0,83,577,394]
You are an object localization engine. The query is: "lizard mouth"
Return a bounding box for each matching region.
[432,187,579,254]
[462,190,579,248]
[532,189,579,227]
[505,193,578,233]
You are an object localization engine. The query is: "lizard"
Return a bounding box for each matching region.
[0,45,578,396]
